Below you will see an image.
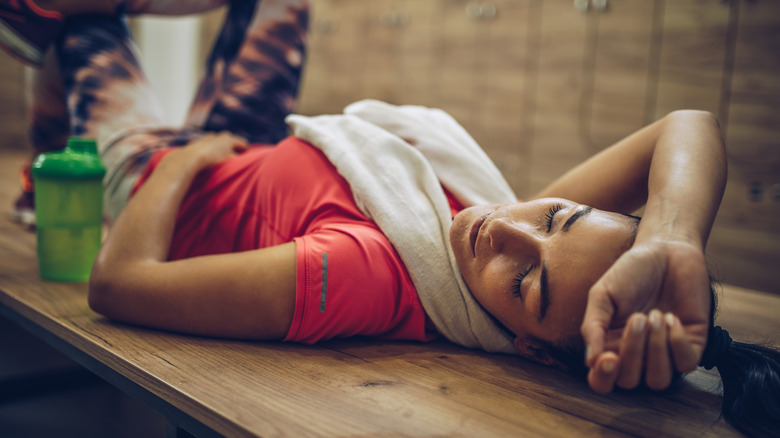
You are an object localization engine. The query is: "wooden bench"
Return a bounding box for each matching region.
[1,148,777,437]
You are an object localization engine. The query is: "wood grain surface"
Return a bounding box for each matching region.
[1,148,777,437]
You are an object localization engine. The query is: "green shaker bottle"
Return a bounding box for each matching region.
[32,137,106,282]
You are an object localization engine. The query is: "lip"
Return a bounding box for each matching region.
[469,211,492,257]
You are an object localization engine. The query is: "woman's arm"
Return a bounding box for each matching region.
[532,110,726,238]
[89,132,297,339]
[534,110,727,392]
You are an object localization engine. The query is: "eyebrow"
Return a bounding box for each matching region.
[539,263,550,322]
[561,205,593,232]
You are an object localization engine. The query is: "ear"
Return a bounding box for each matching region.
[513,337,567,370]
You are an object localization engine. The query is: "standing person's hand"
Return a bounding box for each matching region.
[580,238,711,393]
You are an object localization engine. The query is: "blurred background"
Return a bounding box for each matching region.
[3,0,778,294]
[0,1,778,435]
[295,0,780,297]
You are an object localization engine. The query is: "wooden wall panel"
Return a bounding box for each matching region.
[295,0,331,115]
[394,0,441,106]
[358,0,442,107]
[435,0,481,127]
[726,0,780,164]
[297,0,370,115]
[706,0,780,292]
[585,0,657,152]
[530,0,591,195]
[653,0,730,119]
[361,0,400,104]
[472,0,535,196]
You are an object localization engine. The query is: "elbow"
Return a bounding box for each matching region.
[665,109,728,184]
[89,255,159,324]
[88,253,121,317]
[88,264,109,316]
[666,109,720,129]
[665,109,726,152]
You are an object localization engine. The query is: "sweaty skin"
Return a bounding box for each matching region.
[450,198,636,348]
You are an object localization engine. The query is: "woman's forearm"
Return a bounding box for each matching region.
[95,133,247,270]
[87,133,295,339]
[580,111,727,391]
[532,110,726,231]
[638,110,727,249]
[99,149,201,266]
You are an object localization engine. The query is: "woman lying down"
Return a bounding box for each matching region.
[6,0,777,436]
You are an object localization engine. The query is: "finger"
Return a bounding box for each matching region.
[213,134,247,154]
[666,313,698,373]
[228,134,249,152]
[214,131,246,143]
[645,309,673,390]
[233,135,249,147]
[616,313,648,390]
[232,141,249,153]
[587,352,620,394]
[225,132,248,144]
[581,286,615,367]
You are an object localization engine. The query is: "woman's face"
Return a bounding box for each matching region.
[450,198,638,348]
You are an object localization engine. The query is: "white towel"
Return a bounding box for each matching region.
[286,100,518,353]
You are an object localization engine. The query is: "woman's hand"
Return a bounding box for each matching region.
[581,239,711,393]
[171,131,248,171]
[96,131,248,265]
[530,110,724,394]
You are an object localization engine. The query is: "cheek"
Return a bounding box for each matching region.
[469,258,518,314]
[554,250,616,305]
[547,246,622,329]
[451,210,469,236]
[450,214,471,265]
[544,270,592,339]
[449,214,465,245]
[563,222,632,282]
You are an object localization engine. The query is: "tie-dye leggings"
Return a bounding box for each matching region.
[27,0,309,222]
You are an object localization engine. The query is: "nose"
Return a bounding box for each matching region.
[486,215,542,257]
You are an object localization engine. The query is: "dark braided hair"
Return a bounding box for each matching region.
[702,325,780,437]
[527,285,780,437]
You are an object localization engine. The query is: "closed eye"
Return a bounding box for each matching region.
[512,265,533,299]
[544,203,564,232]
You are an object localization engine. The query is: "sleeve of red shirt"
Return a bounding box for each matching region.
[286,225,437,344]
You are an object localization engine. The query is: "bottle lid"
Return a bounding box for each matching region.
[31,137,106,180]
[65,137,99,154]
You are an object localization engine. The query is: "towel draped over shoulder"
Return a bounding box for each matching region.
[286,100,518,354]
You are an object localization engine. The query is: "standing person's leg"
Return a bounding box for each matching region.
[1,0,227,68]
[12,0,230,165]
[186,0,310,144]
[15,0,309,226]
[11,0,230,227]
[54,15,198,223]
[0,0,115,67]
[122,0,227,16]
[57,15,165,142]
[25,52,69,155]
